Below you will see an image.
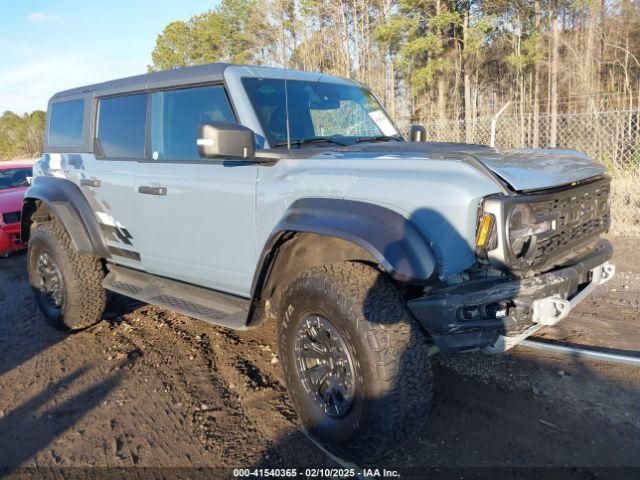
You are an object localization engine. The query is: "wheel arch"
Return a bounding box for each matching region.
[21,176,109,258]
[247,198,437,325]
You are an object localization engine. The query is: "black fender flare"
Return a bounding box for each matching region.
[251,198,437,299]
[21,176,109,258]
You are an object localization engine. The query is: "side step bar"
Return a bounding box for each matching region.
[103,264,251,329]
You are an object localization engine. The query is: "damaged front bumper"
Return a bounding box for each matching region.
[407,239,614,354]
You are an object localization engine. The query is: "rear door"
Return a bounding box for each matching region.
[79,93,148,268]
[134,84,258,296]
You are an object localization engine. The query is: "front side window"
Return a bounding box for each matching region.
[0,168,31,190]
[96,94,148,158]
[151,85,236,161]
[242,78,401,147]
[48,99,84,148]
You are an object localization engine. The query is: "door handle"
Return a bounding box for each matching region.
[138,185,167,196]
[80,178,101,187]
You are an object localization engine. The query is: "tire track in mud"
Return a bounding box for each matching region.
[100,298,303,466]
[99,310,233,465]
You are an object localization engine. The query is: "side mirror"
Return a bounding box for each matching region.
[409,124,426,142]
[198,122,255,159]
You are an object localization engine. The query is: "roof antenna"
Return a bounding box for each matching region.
[281,10,291,150]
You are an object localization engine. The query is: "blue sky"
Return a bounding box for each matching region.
[0,0,220,114]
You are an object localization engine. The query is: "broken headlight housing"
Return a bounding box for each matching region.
[506,203,536,259]
[477,196,555,270]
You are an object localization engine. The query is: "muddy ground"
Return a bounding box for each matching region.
[0,237,639,477]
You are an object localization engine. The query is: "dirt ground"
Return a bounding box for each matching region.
[0,236,639,477]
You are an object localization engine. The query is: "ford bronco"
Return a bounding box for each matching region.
[22,63,614,462]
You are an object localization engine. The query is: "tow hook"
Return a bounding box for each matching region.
[532,296,570,326]
[483,261,615,354]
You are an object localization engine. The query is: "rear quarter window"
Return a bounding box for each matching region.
[48,99,85,148]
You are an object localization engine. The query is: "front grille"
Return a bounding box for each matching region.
[2,211,20,225]
[530,180,610,263]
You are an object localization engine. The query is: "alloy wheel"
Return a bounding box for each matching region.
[293,314,356,418]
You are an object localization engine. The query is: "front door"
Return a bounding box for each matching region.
[134,84,257,297]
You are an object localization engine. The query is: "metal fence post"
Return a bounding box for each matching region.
[490,101,511,147]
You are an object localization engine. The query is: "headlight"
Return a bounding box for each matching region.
[480,195,558,270]
[506,204,536,259]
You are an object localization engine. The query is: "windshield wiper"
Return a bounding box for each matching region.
[271,136,349,148]
[355,135,401,143]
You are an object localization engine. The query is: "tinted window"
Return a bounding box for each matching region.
[151,85,236,161]
[0,168,31,190]
[48,99,84,147]
[97,94,148,158]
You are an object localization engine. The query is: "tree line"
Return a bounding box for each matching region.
[0,111,45,161]
[3,0,639,160]
[150,0,640,131]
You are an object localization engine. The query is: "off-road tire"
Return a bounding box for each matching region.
[278,261,433,464]
[28,217,106,331]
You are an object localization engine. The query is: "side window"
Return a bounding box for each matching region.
[49,99,84,148]
[96,94,147,158]
[151,85,236,161]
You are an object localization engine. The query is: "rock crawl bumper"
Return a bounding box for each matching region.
[407,240,614,354]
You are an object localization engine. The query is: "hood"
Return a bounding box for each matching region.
[475,148,606,191]
[0,188,27,214]
[338,142,606,191]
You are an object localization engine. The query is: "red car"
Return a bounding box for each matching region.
[0,163,32,256]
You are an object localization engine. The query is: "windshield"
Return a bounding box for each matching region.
[242,77,402,147]
[0,168,31,190]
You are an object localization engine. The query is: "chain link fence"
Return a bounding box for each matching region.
[400,110,640,236]
[402,110,640,169]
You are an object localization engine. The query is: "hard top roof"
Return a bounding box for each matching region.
[50,63,233,101]
[49,63,355,102]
